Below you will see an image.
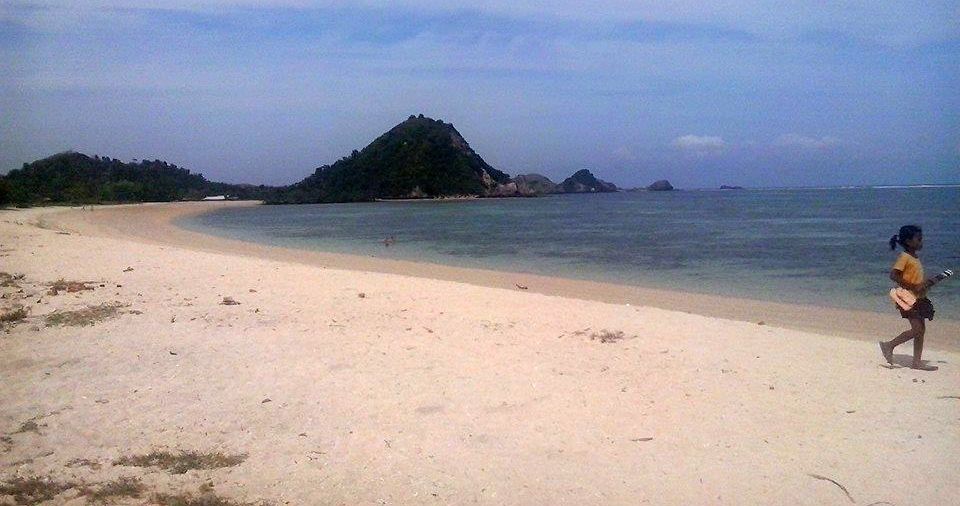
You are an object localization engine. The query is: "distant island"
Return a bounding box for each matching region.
[0,115,628,206]
[720,185,744,190]
[647,180,675,191]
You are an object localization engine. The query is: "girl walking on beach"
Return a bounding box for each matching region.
[879,225,937,370]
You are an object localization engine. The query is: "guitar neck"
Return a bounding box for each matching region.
[929,269,954,287]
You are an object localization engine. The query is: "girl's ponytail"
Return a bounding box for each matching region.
[891,225,922,251]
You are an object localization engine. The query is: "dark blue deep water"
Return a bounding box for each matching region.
[180,187,960,319]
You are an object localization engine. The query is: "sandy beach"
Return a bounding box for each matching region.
[2,202,958,505]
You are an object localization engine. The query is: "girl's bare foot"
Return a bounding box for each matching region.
[911,361,938,371]
[878,341,893,364]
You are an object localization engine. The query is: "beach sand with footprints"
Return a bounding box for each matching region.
[1,202,958,504]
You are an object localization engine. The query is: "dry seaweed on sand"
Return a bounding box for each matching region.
[46,278,95,295]
[0,475,78,505]
[1,306,29,324]
[590,329,628,343]
[220,297,240,306]
[13,420,40,434]
[0,272,25,288]
[152,490,265,506]
[44,302,128,327]
[78,476,146,502]
[65,458,103,470]
[114,450,247,474]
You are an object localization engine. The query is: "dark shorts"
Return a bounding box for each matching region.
[899,297,935,320]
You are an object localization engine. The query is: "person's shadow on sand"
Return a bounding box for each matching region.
[880,353,940,371]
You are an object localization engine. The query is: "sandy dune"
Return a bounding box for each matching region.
[1,203,958,505]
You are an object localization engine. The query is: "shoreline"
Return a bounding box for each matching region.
[38,201,960,351]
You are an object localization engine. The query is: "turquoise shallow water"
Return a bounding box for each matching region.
[179,187,960,319]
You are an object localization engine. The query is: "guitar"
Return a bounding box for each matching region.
[889,269,954,310]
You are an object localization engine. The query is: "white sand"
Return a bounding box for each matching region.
[1,203,958,505]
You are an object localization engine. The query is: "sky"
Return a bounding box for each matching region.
[1,1,958,188]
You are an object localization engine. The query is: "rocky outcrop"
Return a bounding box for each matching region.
[558,169,617,193]
[489,173,560,197]
[513,174,559,195]
[646,180,675,191]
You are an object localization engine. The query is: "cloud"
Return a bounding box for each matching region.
[673,135,726,152]
[773,133,841,150]
[7,0,957,46]
[611,146,635,160]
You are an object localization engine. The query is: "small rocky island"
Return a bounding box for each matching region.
[646,180,675,191]
[559,169,618,193]
[490,170,617,196]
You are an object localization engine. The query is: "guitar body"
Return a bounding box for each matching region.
[889,269,953,310]
[889,287,917,311]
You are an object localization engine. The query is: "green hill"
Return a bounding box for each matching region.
[273,115,511,203]
[0,152,277,206]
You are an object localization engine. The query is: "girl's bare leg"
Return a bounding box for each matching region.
[880,318,924,364]
[911,319,926,368]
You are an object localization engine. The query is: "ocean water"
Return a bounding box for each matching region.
[179,187,960,319]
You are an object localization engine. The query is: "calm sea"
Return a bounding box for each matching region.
[179,187,960,319]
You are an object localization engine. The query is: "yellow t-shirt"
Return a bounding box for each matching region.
[893,252,925,296]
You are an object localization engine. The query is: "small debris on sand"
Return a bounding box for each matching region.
[757,321,766,326]
[123,267,134,272]
[516,283,528,290]
[220,297,240,305]
[630,437,654,442]
[358,292,366,298]
[590,330,627,343]
[807,473,854,503]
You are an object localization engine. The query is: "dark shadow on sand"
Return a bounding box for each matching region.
[879,353,939,371]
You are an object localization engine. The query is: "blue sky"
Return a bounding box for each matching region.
[2,1,958,188]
